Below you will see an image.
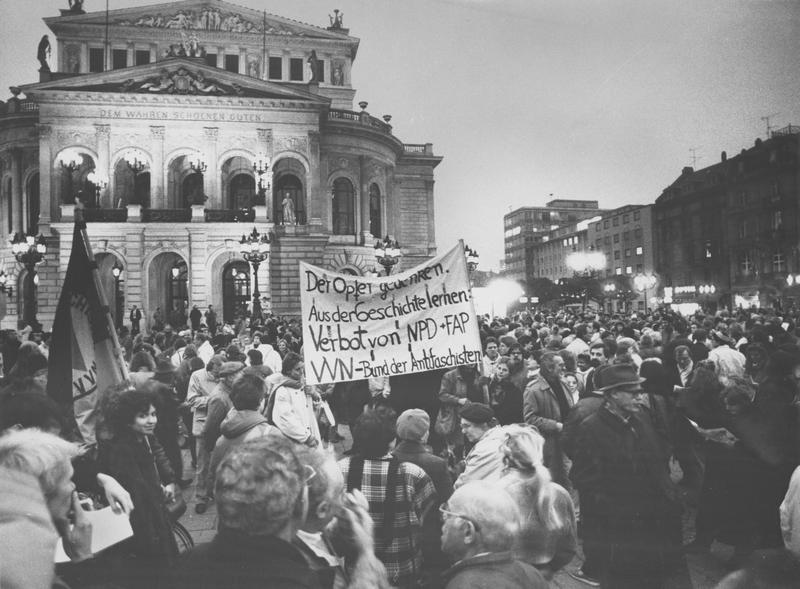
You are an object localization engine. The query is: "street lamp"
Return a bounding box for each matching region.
[698,284,716,312]
[253,153,271,206]
[86,170,108,207]
[464,244,479,273]
[10,232,47,330]
[189,153,207,174]
[633,273,657,314]
[239,227,272,321]
[124,149,147,174]
[374,236,402,276]
[56,149,83,204]
[603,282,616,313]
[111,260,124,330]
[0,270,13,297]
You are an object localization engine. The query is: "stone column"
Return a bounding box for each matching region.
[425,179,436,248]
[358,156,370,241]
[80,43,89,73]
[307,131,321,229]
[257,128,273,216]
[239,48,247,75]
[37,125,52,227]
[203,128,219,207]
[127,42,135,67]
[10,149,22,234]
[94,124,111,207]
[149,126,165,208]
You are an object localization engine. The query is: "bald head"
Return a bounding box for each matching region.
[443,481,520,560]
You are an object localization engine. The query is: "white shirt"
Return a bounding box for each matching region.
[781,465,800,558]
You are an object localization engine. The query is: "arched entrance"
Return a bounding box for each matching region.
[222,261,250,323]
[332,177,355,235]
[148,252,189,329]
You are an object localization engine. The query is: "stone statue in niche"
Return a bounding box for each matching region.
[306,50,319,82]
[37,35,51,71]
[282,194,296,225]
[332,64,343,86]
[66,45,80,73]
[247,56,261,78]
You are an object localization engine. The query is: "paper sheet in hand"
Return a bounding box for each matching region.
[54,507,133,563]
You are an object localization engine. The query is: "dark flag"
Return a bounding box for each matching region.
[46,218,128,444]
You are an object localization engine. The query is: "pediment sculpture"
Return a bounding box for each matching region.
[114,8,299,35]
[121,68,243,96]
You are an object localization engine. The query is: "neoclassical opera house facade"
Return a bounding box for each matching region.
[0,0,441,330]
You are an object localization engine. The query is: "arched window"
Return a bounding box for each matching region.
[222,262,251,323]
[332,177,354,235]
[229,173,255,209]
[26,173,39,234]
[369,183,381,238]
[5,178,12,235]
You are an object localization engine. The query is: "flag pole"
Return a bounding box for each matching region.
[77,213,130,382]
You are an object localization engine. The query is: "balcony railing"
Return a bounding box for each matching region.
[205,208,255,222]
[141,209,192,223]
[83,208,127,222]
[327,109,393,134]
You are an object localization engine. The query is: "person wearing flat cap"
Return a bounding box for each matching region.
[453,403,506,490]
[570,363,690,589]
[197,360,245,513]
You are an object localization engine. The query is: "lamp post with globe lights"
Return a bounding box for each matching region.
[633,273,658,314]
[240,227,272,321]
[698,284,716,312]
[252,153,271,207]
[10,232,47,330]
[374,236,402,276]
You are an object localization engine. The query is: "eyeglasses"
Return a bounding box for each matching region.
[439,503,480,531]
[303,464,317,485]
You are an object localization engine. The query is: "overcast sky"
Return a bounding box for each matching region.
[2,0,799,270]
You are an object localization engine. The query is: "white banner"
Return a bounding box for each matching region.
[300,241,482,385]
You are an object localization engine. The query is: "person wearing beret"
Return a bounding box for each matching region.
[453,403,506,490]
[570,364,690,589]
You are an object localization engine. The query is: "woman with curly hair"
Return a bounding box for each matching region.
[499,424,577,580]
[99,388,178,583]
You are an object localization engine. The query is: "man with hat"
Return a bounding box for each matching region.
[570,364,689,589]
[197,360,244,513]
[393,409,453,584]
[454,403,505,489]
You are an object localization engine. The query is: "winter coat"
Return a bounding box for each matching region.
[208,410,281,488]
[442,551,548,589]
[271,375,321,444]
[98,432,178,561]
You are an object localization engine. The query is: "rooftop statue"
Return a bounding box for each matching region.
[37,35,51,72]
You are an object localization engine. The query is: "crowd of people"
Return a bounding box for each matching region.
[2,304,800,588]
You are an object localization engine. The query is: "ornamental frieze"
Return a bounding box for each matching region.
[114,8,301,36]
[274,135,308,155]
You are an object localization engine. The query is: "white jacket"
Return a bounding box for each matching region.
[272,376,320,445]
[780,465,800,558]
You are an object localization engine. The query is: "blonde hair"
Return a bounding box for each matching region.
[0,428,79,499]
[500,424,569,531]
